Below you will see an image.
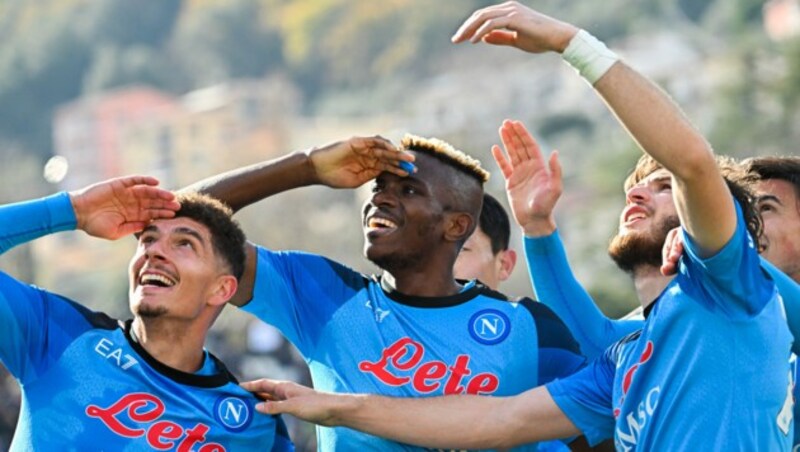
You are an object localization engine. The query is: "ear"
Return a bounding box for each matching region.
[444,212,474,243]
[496,249,517,283]
[208,275,239,307]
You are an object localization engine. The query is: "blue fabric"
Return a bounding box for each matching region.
[245,247,586,451]
[527,227,800,448]
[546,205,793,449]
[0,192,76,254]
[0,195,293,451]
[524,230,641,359]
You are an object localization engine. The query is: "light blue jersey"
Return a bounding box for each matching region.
[545,205,793,450]
[244,247,586,451]
[526,225,800,448]
[0,193,293,451]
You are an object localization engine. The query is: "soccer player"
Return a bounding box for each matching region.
[189,135,586,450]
[454,193,610,452]
[523,152,800,447]
[0,176,294,450]
[743,156,800,284]
[241,3,794,450]
[525,156,800,359]
[453,193,517,291]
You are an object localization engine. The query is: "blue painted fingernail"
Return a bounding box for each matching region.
[399,161,416,173]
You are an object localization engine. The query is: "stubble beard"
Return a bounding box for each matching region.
[608,215,681,274]
[134,303,169,318]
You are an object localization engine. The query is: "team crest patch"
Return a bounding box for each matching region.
[213,396,253,432]
[468,309,511,345]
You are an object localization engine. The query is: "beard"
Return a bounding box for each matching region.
[134,304,169,318]
[608,214,681,274]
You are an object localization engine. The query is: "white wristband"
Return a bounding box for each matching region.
[562,29,619,85]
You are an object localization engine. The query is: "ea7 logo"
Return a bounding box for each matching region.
[468,310,511,345]
[213,396,253,432]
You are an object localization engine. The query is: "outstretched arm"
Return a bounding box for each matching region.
[453,2,733,257]
[241,379,578,450]
[1,175,178,253]
[182,137,414,306]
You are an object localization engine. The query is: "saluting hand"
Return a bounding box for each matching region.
[69,175,180,240]
[309,136,416,189]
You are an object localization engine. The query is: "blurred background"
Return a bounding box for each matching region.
[1,0,799,449]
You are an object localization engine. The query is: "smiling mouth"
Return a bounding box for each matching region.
[625,213,647,224]
[365,217,399,237]
[138,273,177,288]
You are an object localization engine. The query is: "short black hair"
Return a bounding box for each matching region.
[174,192,247,281]
[741,156,800,199]
[478,193,511,255]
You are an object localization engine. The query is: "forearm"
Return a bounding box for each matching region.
[525,231,641,358]
[331,387,577,449]
[578,45,734,252]
[183,151,317,212]
[593,62,715,181]
[0,193,76,254]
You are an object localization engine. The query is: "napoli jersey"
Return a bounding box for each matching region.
[546,203,794,450]
[244,246,586,451]
[527,230,800,448]
[0,193,293,451]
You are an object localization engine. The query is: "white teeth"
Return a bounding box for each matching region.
[368,217,397,229]
[140,273,175,287]
[628,213,646,221]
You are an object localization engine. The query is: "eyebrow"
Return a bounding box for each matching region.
[647,175,672,184]
[757,194,782,206]
[140,225,207,246]
[173,227,206,245]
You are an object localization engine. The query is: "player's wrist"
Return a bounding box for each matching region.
[67,191,87,231]
[327,393,366,427]
[522,217,557,238]
[561,29,619,85]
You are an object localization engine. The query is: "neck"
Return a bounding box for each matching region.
[382,268,462,298]
[131,317,208,373]
[631,265,674,310]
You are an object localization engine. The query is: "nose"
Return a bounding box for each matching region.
[369,186,398,208]
[625,184,651,205]
[143,238,167,261]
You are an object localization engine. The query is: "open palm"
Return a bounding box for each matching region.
[492,120,562,236]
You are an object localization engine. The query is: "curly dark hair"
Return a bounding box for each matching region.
[174,192,247,281]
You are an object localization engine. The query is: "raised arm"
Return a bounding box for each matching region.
[1,175,178,253]
[525,231,643,359]
[453,1,734,257]
[490,119,641,357]
[181,137,414,306]
[241,379,578,450]
[183,137,414,212]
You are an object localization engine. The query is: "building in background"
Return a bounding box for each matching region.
[765,0,800,41]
